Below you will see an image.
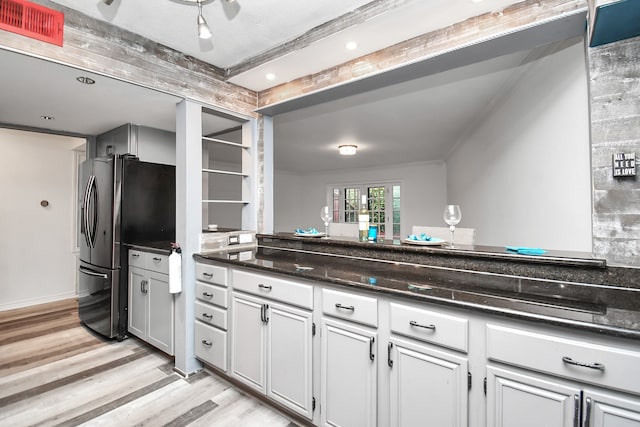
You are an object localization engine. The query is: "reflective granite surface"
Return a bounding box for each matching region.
[195,234,640,340]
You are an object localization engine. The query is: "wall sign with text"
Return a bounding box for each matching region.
[613,153,636,177]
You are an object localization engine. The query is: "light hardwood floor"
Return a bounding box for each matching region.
[0,299,299,427]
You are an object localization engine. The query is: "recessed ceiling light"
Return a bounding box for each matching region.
[76,76,95,85]
[41,115,55,121]
[265,73,276,81]
[345,41,358,50]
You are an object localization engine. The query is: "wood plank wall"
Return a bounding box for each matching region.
[588,35,640,267]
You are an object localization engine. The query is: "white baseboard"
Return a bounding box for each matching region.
[0,292,78,312]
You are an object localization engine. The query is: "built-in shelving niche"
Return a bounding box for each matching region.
[201,108,252,231]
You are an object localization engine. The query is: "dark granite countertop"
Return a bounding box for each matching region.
[195,235,640,340]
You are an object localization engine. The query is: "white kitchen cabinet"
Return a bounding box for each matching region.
[231,269,314,419]
[388,337,469,427]
[487,324,640,427]
[194,262,229,372]
[487,365,581,427]
[321,318,377,427]
[584,389,640,426]
[487,365,640,427]
[127,250,174,355]
[231,293,267,392]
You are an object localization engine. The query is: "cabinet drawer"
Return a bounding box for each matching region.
[390,303,468,352]
[322,288,378,327]
[147,253,169,275]
[195,282,228,308]
[128,250,169,274]
[195,321,227,372]
[128,250,147,269]
[195,263,228,287]
[487,324,640,395]
[195,301,227,330]
[232,269,313,310]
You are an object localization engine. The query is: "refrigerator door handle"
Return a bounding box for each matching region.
[81,176,93,248]
[79,266,109,279]
[87,175,98,248]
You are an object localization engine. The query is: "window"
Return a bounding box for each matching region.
[330,182,401,239]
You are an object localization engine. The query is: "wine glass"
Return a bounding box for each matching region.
[443,205,462,248]
[320,205,332,238]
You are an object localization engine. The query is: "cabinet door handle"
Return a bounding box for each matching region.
[202,272,213,278]
[258,283,272,290]
[264,304,270,324]
[153,257,161,262]
[562,356,605,371]
[387,342,393,368]
[573,394,580,427]
[260,304,265,322]
[369,337,375,361]
[202,313,213,320]
[202,292,213,298]
[584,396,593,427]
[335,303,355,311]
[409,320,436,330]
[201,340,212,347]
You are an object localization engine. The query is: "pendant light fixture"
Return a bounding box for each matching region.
[196,0,212,39]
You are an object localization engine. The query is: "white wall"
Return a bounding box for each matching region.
[446,41,592,251]
[0,128,85,310]
[275,161,447,238]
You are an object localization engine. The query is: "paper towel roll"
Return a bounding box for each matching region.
[169,250,182,293]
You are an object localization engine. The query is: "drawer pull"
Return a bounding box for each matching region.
[258,283,272,290]
[202,313,213,320]
[131,253,140,258]
[369,337,375,361]
[153,257,162,261]
[410,320,436,331]
[202,272,213,278]
[202,292,213,298]
[201,340,212,347]
[335,303,355,311]
[562,356,605,371]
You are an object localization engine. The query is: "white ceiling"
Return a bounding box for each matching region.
[0,0,586,172]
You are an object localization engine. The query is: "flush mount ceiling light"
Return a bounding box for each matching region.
[338,144,357,156]
[76,76,95,85]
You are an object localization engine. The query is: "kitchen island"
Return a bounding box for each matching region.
[193,233,640,427]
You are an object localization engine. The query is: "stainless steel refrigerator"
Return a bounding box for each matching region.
[78,154,175,339]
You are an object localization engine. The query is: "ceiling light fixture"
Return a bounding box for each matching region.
[338,144,357,155]
[345,41,358,50]
[196,0,212,40]
[265,73,276,81]
[76,76,95,85]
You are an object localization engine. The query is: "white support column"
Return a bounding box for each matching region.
[261,115,274,233]
[174,99,203,375]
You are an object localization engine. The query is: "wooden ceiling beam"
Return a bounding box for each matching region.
[257,0,587,112]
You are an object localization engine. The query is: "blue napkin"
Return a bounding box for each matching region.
[295,227,319,234]
[506,246,546,255]
[407,233,433,241]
